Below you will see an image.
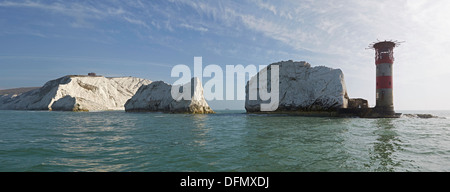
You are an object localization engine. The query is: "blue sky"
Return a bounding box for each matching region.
[1,0,450,110]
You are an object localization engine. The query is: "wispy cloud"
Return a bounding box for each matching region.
[0,1,103,17]
[0,28,48,38]
[252,0,277,15]
[122,16,151,29]
[179,23,208,32]
[171,0,319,52]
[0,0,127,28]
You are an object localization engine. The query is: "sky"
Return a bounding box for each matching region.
[1,0,450,110]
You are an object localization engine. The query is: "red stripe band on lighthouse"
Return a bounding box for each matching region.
[376,76,393,89]
[376,57,393,65]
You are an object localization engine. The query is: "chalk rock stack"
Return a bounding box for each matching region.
[0,75,151,111]
[125,77,214,114]
[245,60,349,113]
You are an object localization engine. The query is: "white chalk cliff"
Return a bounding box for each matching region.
[0,75,152,111]
[125,77,214,114]
[245,60,349,113]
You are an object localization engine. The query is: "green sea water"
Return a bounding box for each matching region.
[0,110,449,172]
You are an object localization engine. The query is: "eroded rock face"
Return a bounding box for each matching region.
[245,60,349,113]
[0,75,152,111]
[125,77,214,114]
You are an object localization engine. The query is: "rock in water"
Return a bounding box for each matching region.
[125,77,215,114]
[403,114,440,119]
[245,60,349,113]
[0,75,152,111]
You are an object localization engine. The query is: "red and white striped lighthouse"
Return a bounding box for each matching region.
[369,40,401,115]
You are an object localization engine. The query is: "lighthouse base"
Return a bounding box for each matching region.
[364,108,402,118]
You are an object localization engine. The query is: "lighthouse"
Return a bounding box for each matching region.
[368,40,402,117]
[338,40,403,118]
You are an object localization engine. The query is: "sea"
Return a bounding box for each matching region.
[0,110,449,172]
